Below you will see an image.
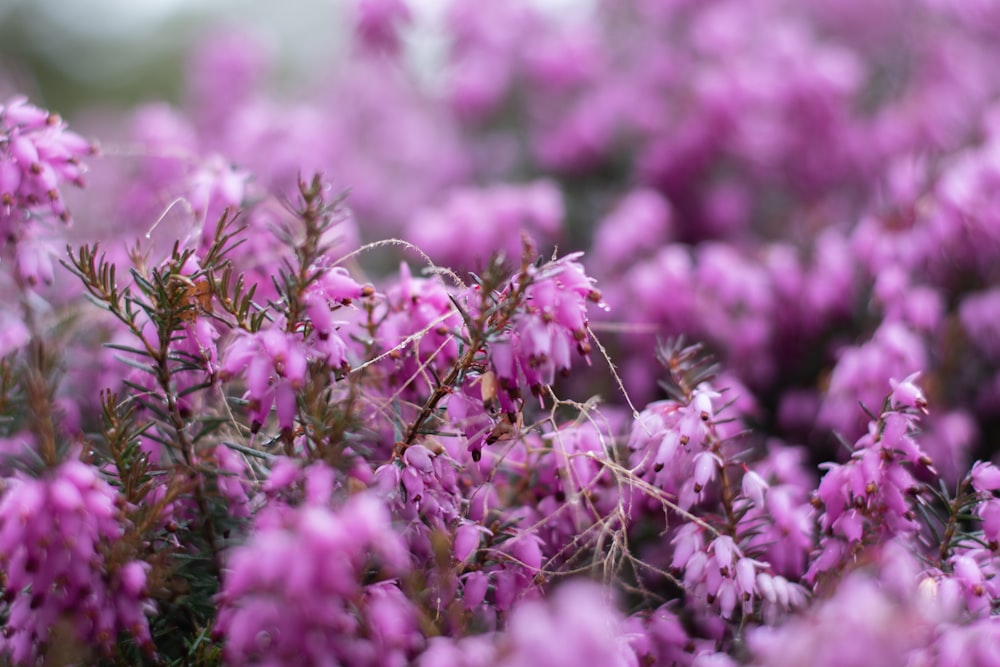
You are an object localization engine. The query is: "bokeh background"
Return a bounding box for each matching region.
[0,0,345,112]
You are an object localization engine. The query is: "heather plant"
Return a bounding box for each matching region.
[5,0,1000,664]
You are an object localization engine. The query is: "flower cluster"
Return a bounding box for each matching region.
[4,0,1000,664]
[419,581,635,667]
[489,252,604,403]
[0,97,92,226]
[0,96,93,286]
[808,396,934,582]
[405,181,564,270]
[0,461,151,664]
[217,478,413,667]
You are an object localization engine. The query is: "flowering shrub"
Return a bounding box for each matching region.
[5,0,1000,664]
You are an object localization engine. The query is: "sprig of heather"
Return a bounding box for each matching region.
[216,470,414,667]
[0,97,95,287]
[217,175,374,466]
[625,340,813,637]
[384,238,604,464]
[808,376,936,585]
[61,209,277,661]
[0,460,152,664]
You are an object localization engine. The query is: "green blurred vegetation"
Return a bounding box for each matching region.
[0,0,340,116]
[0,1,195,114]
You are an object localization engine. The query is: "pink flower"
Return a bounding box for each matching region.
[978,499,1000,544]
[220,327,311,431]
[0,462,152,661]
[693,451,721,493]
[356,0,412,54]
[0,96,92,227]
[741,469,769,508]
[218,485,412,666]
[499,581,635,667]
[971,461,1000,493]
[487,252,604,401]
[889,372,928,413]
[0,312,29,358]
[454,523,485,562]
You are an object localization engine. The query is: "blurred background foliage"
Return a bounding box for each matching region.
[0,0,343,115]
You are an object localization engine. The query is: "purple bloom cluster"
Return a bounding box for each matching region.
[217,477,413,666]
[419,581,634,667]
[488,252,604,403]
[0,461,151,663]
[7,0,1000,664]
[0,97,91,226]
[0,96,93,286]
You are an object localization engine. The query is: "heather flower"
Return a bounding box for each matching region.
[889,371,928,413]
[808,391,933,582]
[614,242,780,391]
[373,263,463,396]
[628,380,733,505]
[0,97,92,288]
[592,189,672,272]
[0,96,92,228]
[495,581,636,667]
[419,634,498,667]
[404,181,564,270]
[745,541,1000,667]
[745,575,919,667]
[872,267,944,333]
[467,418,623,576]
[936,620,1000,667]
[187,29,272,135]
[0,310,29,358]
[817,323,927,438]
[217,485,412,666]
[972,461,1000,493]
[624,605,698,667]
[299,264,368,368]
[667,518,808,622]
[488,252,604,401]
[741,470,769,508]
[355,0,413,54]
[12,225,59,286]
[220,326,309,432]
[746,483,814,578]
[454,522,488,562]
[0,461,152,663]
[377,441,465,540]
[440,390,495,463]
[187,155,249,248]
[443,1,542,121]
[960,288,1000,362]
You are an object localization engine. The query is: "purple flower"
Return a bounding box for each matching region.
[592,189,673,271]
[220,326,311,432]
[741,470,769,508]
[889,372,928,414]
[355,0,413,54]
[0,97,92,227]
[217,483,413,666]
[0,462,152,662]
[406,181,564,270]
[487,252,604,401]
[971,461,1000,493]
[808,394,933,582]
[454,522,486,562]
[497,581,636,667]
